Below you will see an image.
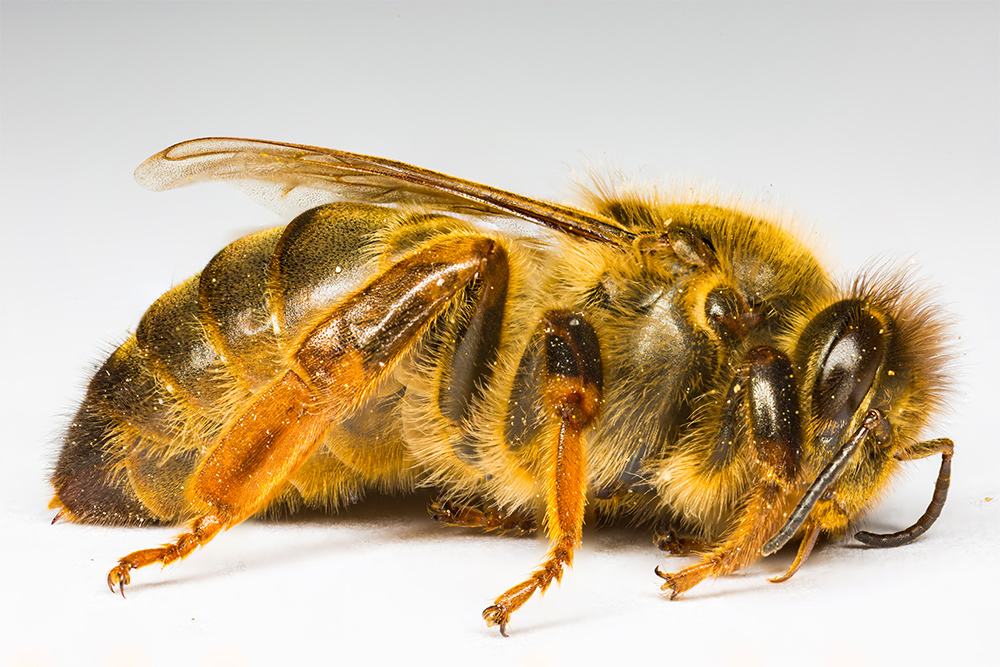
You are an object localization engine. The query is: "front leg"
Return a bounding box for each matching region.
[657,346,804,598]
[482,312,603,636]
[656,482,794,598]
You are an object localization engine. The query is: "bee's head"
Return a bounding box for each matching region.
[766,267,954,554]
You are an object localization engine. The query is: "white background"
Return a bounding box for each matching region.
[1,2,997,666]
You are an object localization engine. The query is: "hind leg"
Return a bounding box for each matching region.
[107,234,507,593]
[108,515,224,594]
[106,370,323,594]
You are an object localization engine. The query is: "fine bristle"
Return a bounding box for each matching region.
[847,260,955,439]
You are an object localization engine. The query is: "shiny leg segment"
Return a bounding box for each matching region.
[482,312,603,636]
[657,346,804,598]
[107,234,507,593]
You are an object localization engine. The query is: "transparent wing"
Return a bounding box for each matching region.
[135,137,635,246]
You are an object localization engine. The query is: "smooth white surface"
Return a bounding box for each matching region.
[1,3,997,666]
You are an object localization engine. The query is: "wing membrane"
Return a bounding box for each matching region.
[135,138,635,246]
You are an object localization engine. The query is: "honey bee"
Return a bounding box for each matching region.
[50,138,954,636]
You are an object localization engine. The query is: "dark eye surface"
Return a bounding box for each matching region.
[805,301,886,446]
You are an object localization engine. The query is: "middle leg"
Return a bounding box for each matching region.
[482,311,604,636]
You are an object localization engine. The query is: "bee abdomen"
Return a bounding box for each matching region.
[267,203,389,346]
[53,203,426,523]
[53,338,188,524]
[52,227,288,524]
[197,228,285,388]
[135,275,236,408]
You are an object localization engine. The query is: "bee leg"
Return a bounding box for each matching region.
[657,346,804,599]
[108,514,224,595]
[653,525,705,556]
[107,370,323,594]
[107,234,505,593]
[656,482,793,598]
[428,498,536,536]
[483,312,603,636]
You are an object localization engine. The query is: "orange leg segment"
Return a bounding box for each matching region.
[108,514,224,595]
[656,345,806,599]
[656,483,793,598]
[768,520,820,584]
[482,312,603,636]
[107,234,506,594]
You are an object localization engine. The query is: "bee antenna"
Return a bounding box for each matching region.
[854,440,953,548]
[762,410,882,556]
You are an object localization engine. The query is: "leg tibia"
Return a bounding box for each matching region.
[657,483,791,598]
[483,312,603,636]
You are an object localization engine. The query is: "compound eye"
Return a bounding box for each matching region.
[808,301,887,441]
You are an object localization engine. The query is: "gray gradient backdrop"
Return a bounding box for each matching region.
[2,2,997,666]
